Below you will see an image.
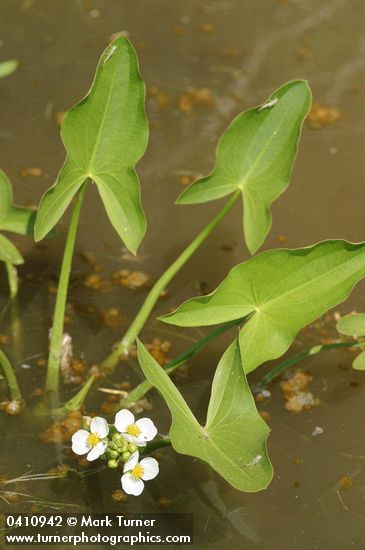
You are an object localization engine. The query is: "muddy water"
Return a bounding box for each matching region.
[0,0,365,548]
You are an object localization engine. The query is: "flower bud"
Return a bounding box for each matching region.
[106,449,119,459]
[112,433,124,444]
[107,459,119,469]
[81,416,92,430]
[117,442,129,453]
[128,443,138,453]
[121,451,131,462]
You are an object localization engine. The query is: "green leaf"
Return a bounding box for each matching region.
[336,313,365,371]
[0,60,18,79]
[0,169,36,236]
[176,81,311,254]
[34,37,148,254]
[353,350,365,371]
[161,240,365,373]
[336,313,365,337]
[0,234,23,265]
[137,338,272,492]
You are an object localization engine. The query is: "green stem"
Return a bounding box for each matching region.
[101,191,240,372]
[45,183,87,397]
[5,262,18,299]
[61,375,96,413]
[122,316,248,407]
[255,340,365,391]
[0,349,22,402]
[140,437,171,455]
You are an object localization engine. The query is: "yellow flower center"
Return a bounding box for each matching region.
[87,433,100,447]
[126,423,141,437]
[131,464,144,480]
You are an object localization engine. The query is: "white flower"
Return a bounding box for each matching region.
[71,416,109,461]
[121,452,159,496]
[114,409,157,446]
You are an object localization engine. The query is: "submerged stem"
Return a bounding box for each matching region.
[0,349,22,402]
[60,375,96,414]
[255,339,365,391]
[45,183,87,397]
[5,262,18,299]
[101,192,240,372]
[121,316,247,407]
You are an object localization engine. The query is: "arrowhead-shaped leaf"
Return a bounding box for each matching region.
[0,234,23,265]
[176,81,311,254]
[34,37,148,254]
[337,313,365,371]
[0,170,36,236]
[0,169,36,265]
[137,338,272,492]
[161,240,365,373]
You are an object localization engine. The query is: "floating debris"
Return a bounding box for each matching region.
[111,489,128,502]
[311,426,324,437]
[199,22,215,33]
[255,389,271,403]
[339,475,353,489]
[19,166,43,178]
[40,411,82,444]
[83,273,112,292]
[307,102,342,129]
[148,86,171,108]
[280,370,320,412]
[112,269,151,290]
[177,87,215,113]
[100,308,125,329]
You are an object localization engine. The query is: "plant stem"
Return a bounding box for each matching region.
[101,191,240,371]
[45,183,87,397]
[141,437,171,455]
[5,263,18,299]
[255,340,365,391]
[0,349,22,402]
[62,375,96,413]
[121,316,247,407]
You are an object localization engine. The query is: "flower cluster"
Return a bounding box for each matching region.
[71,409,159,496]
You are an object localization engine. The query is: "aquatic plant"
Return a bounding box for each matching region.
[0,170,35,298]
[1,36,364,495]
[71,410,159,496]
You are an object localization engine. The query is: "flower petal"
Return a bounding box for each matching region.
[90,416,109,439]
[123,451,139,473]
[135,418,157,442]
[86,441,107,461]
[140,457,159,480]
[121,473,144,496]
[71,430,90,455]
[115,409,135,433]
